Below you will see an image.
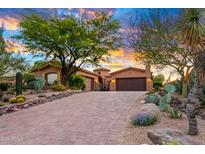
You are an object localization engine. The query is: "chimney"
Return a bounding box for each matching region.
[145,65,151,72]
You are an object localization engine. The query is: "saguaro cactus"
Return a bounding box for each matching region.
[16,72,22,96]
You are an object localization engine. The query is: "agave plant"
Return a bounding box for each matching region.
[145,93,160,105]
[169,108,182,119]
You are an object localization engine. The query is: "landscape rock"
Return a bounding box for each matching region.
[141,103,160,117]
[147,128,202,145]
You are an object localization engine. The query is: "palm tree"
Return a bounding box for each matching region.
[176,8,205,135]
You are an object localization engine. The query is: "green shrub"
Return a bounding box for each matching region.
[16,95,26,101]
[163,140,183,145]
[68,74,85,90]
[0,102,5,107]
[153,74,165,91]
[30,76,46,92]
[169,108,182,119]
[145,93,160,105]
[0,89,3,98]
[131,112,158,126]
[153,83,162,91]
[0,82,9,91]
[52,84,66,91]
[17,98,25,104]
[6,88,15,95]
[23,73,35,84]
[9,97,17,104]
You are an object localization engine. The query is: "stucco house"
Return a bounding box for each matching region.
[32,62,153,91]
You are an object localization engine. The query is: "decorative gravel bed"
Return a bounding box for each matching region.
[117,95,205,145]
[0,90,88,116]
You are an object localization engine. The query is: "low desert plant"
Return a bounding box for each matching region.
[52,84,66,91]
[131,112,157,126]
[30,76,46,93]
[0,89,3,97]
[169,108,182,119]
[9,97,17,104]
[68,74,85,90]
[17,98,25,103]
[0,102,5,107]
[162,140,183,145]
[145,93,160,105]
[0,82,9,91]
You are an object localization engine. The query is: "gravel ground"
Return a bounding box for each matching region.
[117,95,205,145]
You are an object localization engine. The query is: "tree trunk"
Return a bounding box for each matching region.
[182,79,188,98]
[60,64,78,87]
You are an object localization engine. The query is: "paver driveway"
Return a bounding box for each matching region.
[0,91,144,144]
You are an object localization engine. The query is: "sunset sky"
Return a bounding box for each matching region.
[0,8,181,80]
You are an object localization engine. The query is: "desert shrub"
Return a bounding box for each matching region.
[0,82,9,91]
[0,89,3,98]
[145,93,160,105]
[153,74,165,91]
[17,98,25,103]
[169,108,182,119]
[16,95,26,101]
[131,112,158,126]
[9,97,17,104]
[30,76,46,92]
[6,87,15,95]
[0,102,5,107]
[52,84,66,91]
[68,74,85,90]
[163,140,182,145]
[23,73,35,85]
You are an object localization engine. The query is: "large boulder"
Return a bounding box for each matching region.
[147,128,202,145]
[141,103,160,117]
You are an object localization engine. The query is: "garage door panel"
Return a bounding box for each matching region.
[116,78,146,91]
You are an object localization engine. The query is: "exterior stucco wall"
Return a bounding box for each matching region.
[33,67,100,91]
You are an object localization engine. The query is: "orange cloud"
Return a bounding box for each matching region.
[6,41,27,53]
[0,17,20,30]
[109,49,125,57]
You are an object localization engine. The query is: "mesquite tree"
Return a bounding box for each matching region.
[0,25,27,76]
[127,9,193,98]
[16,12,121,85]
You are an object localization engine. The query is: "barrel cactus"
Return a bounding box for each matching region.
[165,84,176,94]
[145,93,160,105]
[16,72,22,96]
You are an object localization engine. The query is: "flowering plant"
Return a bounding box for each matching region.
[131,112,157,126]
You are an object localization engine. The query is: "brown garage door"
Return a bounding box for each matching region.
[116,77,146,91]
